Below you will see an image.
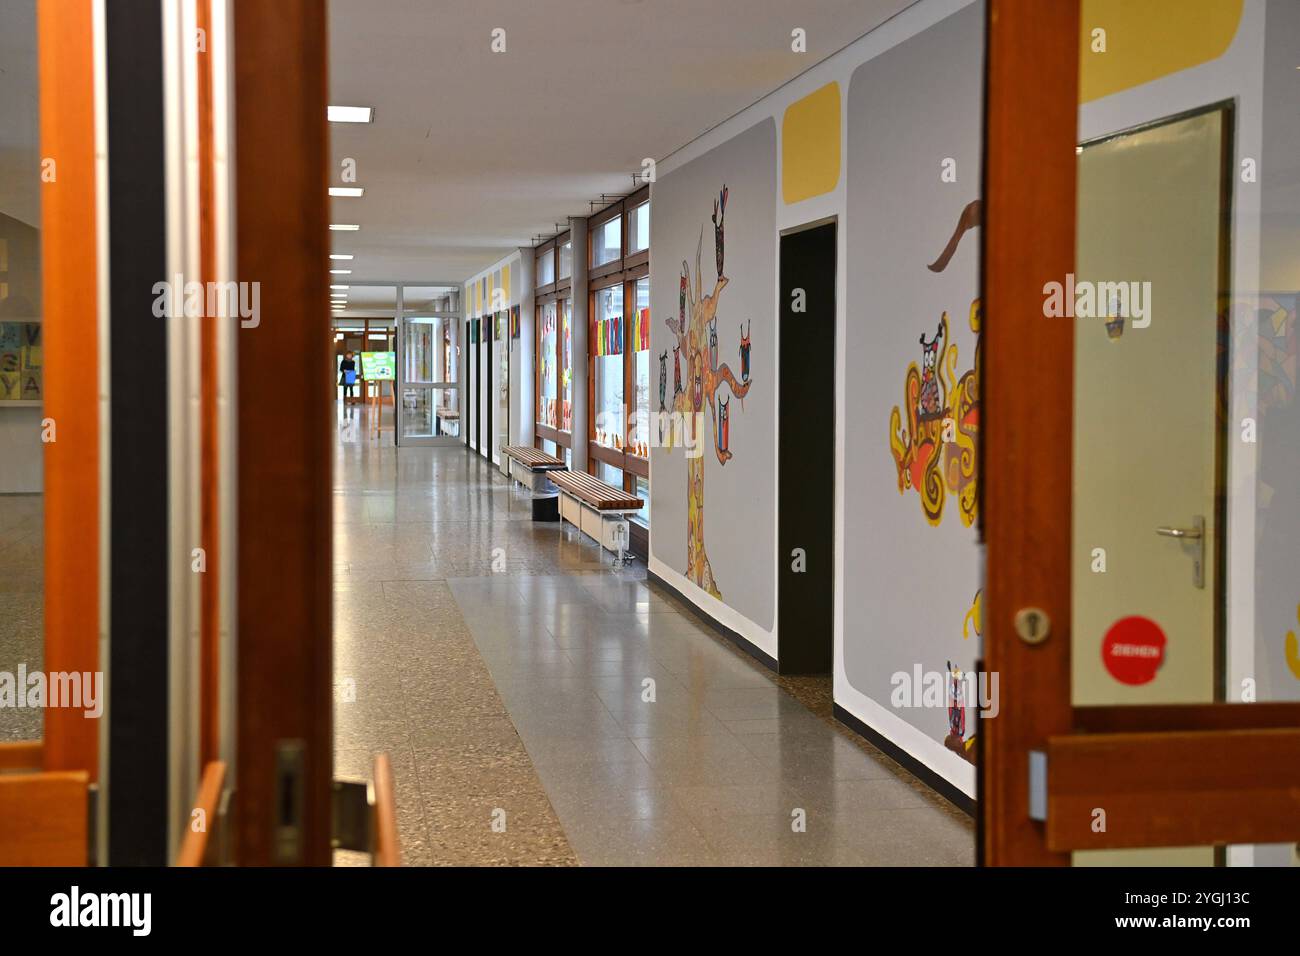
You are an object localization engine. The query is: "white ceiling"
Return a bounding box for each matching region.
[327,0,914,285]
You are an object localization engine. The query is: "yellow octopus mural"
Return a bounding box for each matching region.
[888,199,982,528]
[661,185,754,599]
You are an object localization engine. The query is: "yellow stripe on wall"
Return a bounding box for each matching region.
[782,82,841,205]
[1079,0,1244,103]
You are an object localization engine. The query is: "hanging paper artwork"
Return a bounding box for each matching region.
[510,304,521,339]
[595,315,624,357]
[633,307,651,352]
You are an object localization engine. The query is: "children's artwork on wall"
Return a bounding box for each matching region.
[0,322,41,401]
[661,184,755,599]
[657,351,667,404]
[943,660,976,765]
[887,200,982,528]
[1286,604,1300,681]
[739,320,751,382]
[963,589,982,641]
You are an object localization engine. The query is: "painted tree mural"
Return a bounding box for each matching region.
[660,185,754,598]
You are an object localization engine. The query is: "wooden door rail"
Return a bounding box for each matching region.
[1045,728,1300,851]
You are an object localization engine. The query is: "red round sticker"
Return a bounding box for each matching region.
[1102,616,1166,685]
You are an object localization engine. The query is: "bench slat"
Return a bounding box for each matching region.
[550,470,643,510]
[502,445,565,469]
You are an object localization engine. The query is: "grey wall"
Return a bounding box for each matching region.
[843,2,984,743]
[649,118,777,630]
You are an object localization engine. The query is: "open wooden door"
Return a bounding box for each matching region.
[982,0,1300,865]
[0,0,99,869]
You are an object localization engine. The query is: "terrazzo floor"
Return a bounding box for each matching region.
[0,492,44,743]
[332,403,973,866]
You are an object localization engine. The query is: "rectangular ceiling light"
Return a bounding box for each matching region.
[329,254,354,260]
[330,285,350,291]
[329,224,360,231]
[328,105,374,123]
[330,269,352,275]
[329,187,364,198]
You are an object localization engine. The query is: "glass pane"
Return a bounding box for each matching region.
[536,249,555,287]
[597,461,622,487]
[401,387,459,439]
[560,298,572,431]
[592,215,622,267]
[628,201,650,253]
[0,0,42,741]
[633,475,649,526]
[403,318,435,384]
[498,332,509,449]
[558,240,572,280]
[631,277,650,457]
[592,285,624,448]
[538,301,558,428]
[408,317,460,385]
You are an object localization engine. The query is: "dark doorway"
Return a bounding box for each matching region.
[465,318,475,450]
[778,220,836,674]
[483,316,492,458]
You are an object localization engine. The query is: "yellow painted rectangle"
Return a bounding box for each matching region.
[782,82,841,204]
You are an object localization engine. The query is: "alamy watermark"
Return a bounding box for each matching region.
[890,664,999,719]
[151,274,260,328]
[0,665,104,718]
[595,406,708,459]
[1042,273,1151,328]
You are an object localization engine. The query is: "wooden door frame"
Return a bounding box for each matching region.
[233,0,332,866]
[980,0,1081,865]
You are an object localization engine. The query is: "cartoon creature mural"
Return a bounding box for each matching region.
[740,320,752,382]
[663,184,754,598]
[1286,603,1300,681]
[944,660,977,765]
[888,199,982,528]
[658,350,668,412]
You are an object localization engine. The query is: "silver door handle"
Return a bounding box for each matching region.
[1155,515,1205,588]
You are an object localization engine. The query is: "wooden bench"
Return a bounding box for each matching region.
[549,470,644,565]
[502,445,568,520]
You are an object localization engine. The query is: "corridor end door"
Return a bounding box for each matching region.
[398,313,461,446]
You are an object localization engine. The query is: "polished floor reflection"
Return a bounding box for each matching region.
[333,403,972,865]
